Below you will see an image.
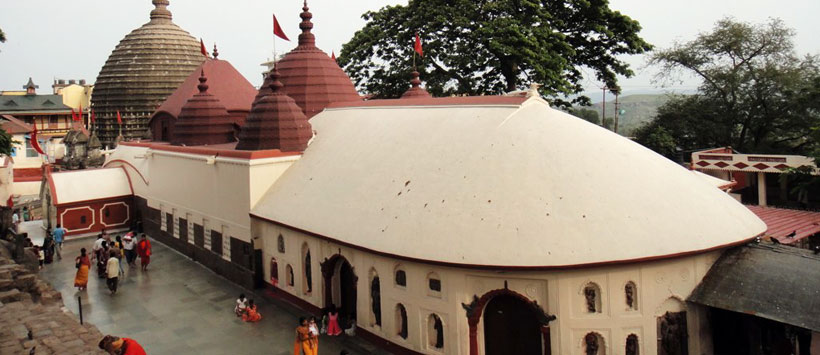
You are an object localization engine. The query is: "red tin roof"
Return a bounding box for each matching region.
[171,69,237,146]
[236,68,313,152]
[0,114,33,134]
[151,58,257,122]
[262,1,361,118]
[747,205,820,244]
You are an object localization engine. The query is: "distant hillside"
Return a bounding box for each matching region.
[576,94,676,136]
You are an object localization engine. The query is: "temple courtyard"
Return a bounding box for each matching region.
[30,226,384,354]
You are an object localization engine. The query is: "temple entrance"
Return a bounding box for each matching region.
[484,293,542,355]
[322,255,357,327]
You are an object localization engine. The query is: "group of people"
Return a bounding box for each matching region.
[74,230,152,294]
[235,293,262,322]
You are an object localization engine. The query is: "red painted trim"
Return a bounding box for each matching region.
[104,159,148,185]
[55,194,132,208]
[118,141,302,160]
[13,175,41,182]
[13,167,41,182]
[118,165,135,195]
[45,166,59,205]
[327,96,528,109]
[250,214,763,271]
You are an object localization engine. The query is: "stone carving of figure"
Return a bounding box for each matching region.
[585,333,599,355]
[584,286,597,312]
[625,283,635,309]
[659,312,688,355]
[304,250,312,292]
[277,234,285,253]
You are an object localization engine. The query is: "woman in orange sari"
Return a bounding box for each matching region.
[242,299,262,322]
[293,317,314,355]
[74,248,91,290]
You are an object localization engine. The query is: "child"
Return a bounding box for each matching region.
[242,299,262,322]
[308,317,319,352]
[235,294,248,317]
[35,246,44,269]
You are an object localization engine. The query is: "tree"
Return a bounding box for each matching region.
[0,27,6,43]
[567,108,600,125]
[0,128,16,157]
[339,0,652,107]
[641,18,820,156]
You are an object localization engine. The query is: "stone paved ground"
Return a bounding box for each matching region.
[39,236,388,355]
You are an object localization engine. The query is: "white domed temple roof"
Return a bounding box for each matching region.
[251,96,766,268]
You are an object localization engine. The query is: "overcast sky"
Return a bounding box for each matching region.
[0,0,817,100]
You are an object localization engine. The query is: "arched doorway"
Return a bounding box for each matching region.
[321,255,357,326]
[484,293,542,354]
[463,288,556,355]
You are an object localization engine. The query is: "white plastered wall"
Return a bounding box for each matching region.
[257,218,720,355]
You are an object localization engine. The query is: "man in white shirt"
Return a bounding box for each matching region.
[106,249,120,295]
[122,233,137,267]
[11,211,19,231]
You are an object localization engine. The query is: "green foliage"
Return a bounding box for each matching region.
[642,18,820,157]
[567,108,600,124]
[0,128,17,157]
[339,0,652,108]
[0,27,5,43]
[633,121,678,160]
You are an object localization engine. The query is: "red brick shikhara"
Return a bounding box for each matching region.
[171,69,236,147]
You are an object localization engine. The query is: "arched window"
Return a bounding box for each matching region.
[625,334,639,355]
[302,243,312,294]
[427,272,442,297]
[583,282,602,313]
[395,267,407,287]
[584,332,605,355]
[277,234,285,253]
[428,314,444,350]
[286,264,294,287]
[625,281,638,310]
[395,304,408,339]
[369,270,382,327]
[270,257,279,286]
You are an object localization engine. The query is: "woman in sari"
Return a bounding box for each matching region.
[74,248,91,290]
[293,317,314,355]
[242,299,262,322]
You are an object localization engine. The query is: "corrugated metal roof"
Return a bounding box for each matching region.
[0,95,71,113]
[747,205,820,244]
[688,243,820,331]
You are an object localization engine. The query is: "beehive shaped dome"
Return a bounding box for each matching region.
[236,68,313,152]
[91,0,205,147]
[259,2,360,118]
[171,70,236,146]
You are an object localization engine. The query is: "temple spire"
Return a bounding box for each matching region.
[197,69,208,93]
[150,0,172,22]
[298,0,316,47]
[401,70,432,98]
[212,43,219,59]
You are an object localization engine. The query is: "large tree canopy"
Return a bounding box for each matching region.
[338,0,651,107]
[637,18,819,160]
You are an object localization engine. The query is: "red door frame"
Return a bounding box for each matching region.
[464,288,556,355]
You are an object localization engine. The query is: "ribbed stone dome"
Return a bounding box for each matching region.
[91,0,204,147]
[259,2,360,119]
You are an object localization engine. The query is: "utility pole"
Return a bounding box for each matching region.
[601,86,607,127]
[613,92,620,134]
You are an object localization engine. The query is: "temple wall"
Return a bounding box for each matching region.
[255,218,719,355]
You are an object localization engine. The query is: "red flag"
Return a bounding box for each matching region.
[200,39,209,57]
[30,124,45,155]
[78,103,83,121]
[6,195,13,208]
[414,32,423,57]
[71,108,79,122]
[273,14,290,41]
[331,51,336,61]
[116,110,123,125]
[90,109,96,123]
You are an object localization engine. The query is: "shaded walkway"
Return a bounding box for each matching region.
[39,236,382,354]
